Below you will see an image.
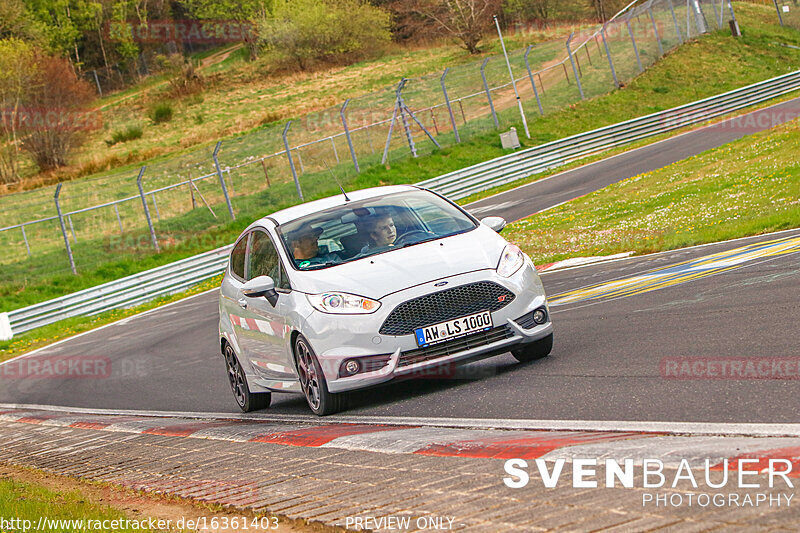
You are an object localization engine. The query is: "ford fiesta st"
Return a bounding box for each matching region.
[218,185,553,415]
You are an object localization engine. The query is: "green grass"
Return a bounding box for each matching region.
[1,4,799,312]
[0,477,157,533]
[106,125,144,147]
[503,117,800,265]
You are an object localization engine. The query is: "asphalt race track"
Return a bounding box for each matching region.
[467,96,800,222]
[2,99,799,424]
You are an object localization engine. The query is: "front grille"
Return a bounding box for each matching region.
[379,281,515,336]
[398,325,514,367]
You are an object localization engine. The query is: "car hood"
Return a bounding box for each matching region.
[290,226,508,299]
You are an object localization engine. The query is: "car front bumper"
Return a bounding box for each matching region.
[298,259,552,394]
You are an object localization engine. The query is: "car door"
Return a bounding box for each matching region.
[238,229,294,381]
[221,231,250,357]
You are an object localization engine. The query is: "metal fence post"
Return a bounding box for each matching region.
[329,137,339,164]
[381,83,402,165]
[20,225,31,257]
[340,99,360,173]
[480,58,499,129]
[727,0,740,34]
[114,204,123,233]
[773,0,785,26]
[136,166,160,253]
[282,122,304,201]
[648,3,665,56]
[440,68,461,142]
[710,0,722,29]
[213,141,235,219]
[92,70,102,97]
[627,19,644,73]
[494,15,530,138]
[395,79,417,158]
[524,46,545,116]
[566,33,585,100]
[668,0,684,44]
[54,183,77,274]
[600,24,620,89]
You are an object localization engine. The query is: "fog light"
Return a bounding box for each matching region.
[344,359,360,376]
[532,308,547,325]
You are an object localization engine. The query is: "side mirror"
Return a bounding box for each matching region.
[480,216,506,233]
[241,276,278,306]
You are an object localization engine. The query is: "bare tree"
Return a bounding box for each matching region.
[407,0,502,54]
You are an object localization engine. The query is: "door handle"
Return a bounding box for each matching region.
[237,298,248,309]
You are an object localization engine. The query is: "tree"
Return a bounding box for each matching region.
[181,0,275,60]
[504,0,551,26]
[258,0,391,70]
[404,0,502,54]
[21,54,96,171]
[0,38,37,183]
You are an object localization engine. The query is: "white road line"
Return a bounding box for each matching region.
[2,403,800,437]
[0,287,219,367]
[539,227,800,277]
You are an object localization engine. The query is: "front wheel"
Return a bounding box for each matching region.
[295,335,345,416]
[511,333,553,363]
[224,343,271,412]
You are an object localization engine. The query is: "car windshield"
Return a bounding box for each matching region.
[278,190,477,270]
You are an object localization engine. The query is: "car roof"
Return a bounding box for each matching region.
[265,185,422,226]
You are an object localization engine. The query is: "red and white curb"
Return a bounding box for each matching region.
[2,407,800,475]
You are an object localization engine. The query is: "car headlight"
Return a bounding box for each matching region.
[307,292,381,314]
[497,244,525,277]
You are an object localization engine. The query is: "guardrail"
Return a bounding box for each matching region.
[3,246,232,337]
[4,69,799,339]
[418,69,800,199]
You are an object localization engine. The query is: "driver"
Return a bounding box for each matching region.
[287,222,338,268]
[362,213,396,252]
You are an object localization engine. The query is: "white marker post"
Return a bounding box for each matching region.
[0,313,12,341]
[494,15,530,139]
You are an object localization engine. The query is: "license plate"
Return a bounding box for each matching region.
[414,310,493,347]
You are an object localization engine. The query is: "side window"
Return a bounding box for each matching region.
[247,231,280,282]
[230,233,248,281]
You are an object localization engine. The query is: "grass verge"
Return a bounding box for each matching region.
[0,463,318,533]
[503,114,800,264]
[0,470,159,533]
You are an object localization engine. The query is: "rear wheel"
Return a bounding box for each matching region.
[512,333,553,363]
[224,343,271,412]
[295,335,345,416]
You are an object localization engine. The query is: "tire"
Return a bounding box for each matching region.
[511,333,553,363]
[294,334,345,416]
[224,343,271,412]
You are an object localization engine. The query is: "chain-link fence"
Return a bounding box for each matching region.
[0,0,736,287]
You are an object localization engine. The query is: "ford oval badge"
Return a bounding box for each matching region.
[434,281,448,287]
